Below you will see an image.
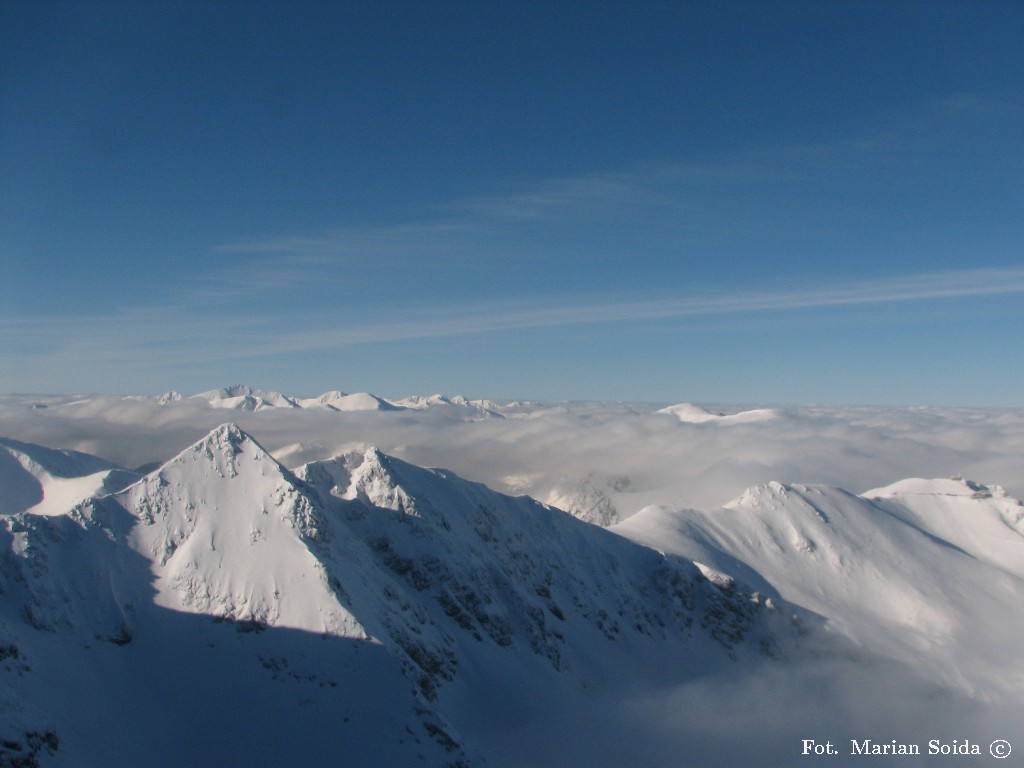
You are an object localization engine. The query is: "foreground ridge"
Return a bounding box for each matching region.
[0,425,805,767]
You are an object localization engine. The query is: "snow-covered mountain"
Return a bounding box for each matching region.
[2,395,1022,766]
[191,384,302,411]
[864,477,1024,576]
[9,393,1019,518]
[0,437,138,517]
[182,385,515,417]
[390,394,504,419]
[656,402,780,423]
[291,389,349,409]
[390,393,467,409]
[292,390,399,411]
[614,477,1024,700]
[0,426,809,767]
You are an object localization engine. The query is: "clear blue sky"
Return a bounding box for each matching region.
[2,1,1022,405]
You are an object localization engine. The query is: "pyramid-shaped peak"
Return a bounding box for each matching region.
[146,423,282,483]
[338,447,433,518]
[213,421,248,440]
[363,445,388,463]
[199,422,258,453]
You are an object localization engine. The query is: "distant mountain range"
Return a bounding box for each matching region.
[176,385,510,418]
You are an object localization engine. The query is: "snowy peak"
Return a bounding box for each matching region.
[715,482,878,563]
[292,446,796,697]
[149,422,274,483]
[391,393,457,409]
[298,447,458,522]
[657,402,779,424]
[722,479,793,510]
[191,385,300,411]
[171,385,512,418]
[656,402,723,422]
[0,499,146,644]
[116,424,354,633]
[382,393,504,418]
[192,386,402,412]
[302,391,408,411]
[124,422,321,543]
[722,481,858,517]
[294,391,400,411]
[347,448,433,517]
[327,392,401,411]
[294,389,347,407]
[545,473,629,526]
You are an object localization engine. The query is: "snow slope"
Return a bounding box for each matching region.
[0,437,138,516]
[615,478,1024,700]
[865,477,1024,577]
[119,424,362,635]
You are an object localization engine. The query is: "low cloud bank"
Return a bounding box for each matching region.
[2,396,1021,516]
[471,653,1013,768]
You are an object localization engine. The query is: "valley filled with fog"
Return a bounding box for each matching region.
[5,386,1022,519]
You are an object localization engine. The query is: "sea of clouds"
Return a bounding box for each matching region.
[2,393,1021,518]
[2,391,1022,765]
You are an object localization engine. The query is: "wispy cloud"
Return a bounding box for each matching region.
[5,96,1020,396]
[447,172,647,222]
[5,267,1022,382]
[250,265,1024,352]
[202,96,1020,308]
[216,222,473,257]
[206,122,970,281]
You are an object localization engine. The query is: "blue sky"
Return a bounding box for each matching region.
[2,1,1022,405]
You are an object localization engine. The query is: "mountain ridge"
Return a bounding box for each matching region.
[0,425,814,766]
[615,478,1024,701]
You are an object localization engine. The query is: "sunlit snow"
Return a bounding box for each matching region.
[1,388,1021,766]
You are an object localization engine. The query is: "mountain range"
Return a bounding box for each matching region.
[183,385,509,418]
[1,394,1021,766]
[0,424,813,767]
